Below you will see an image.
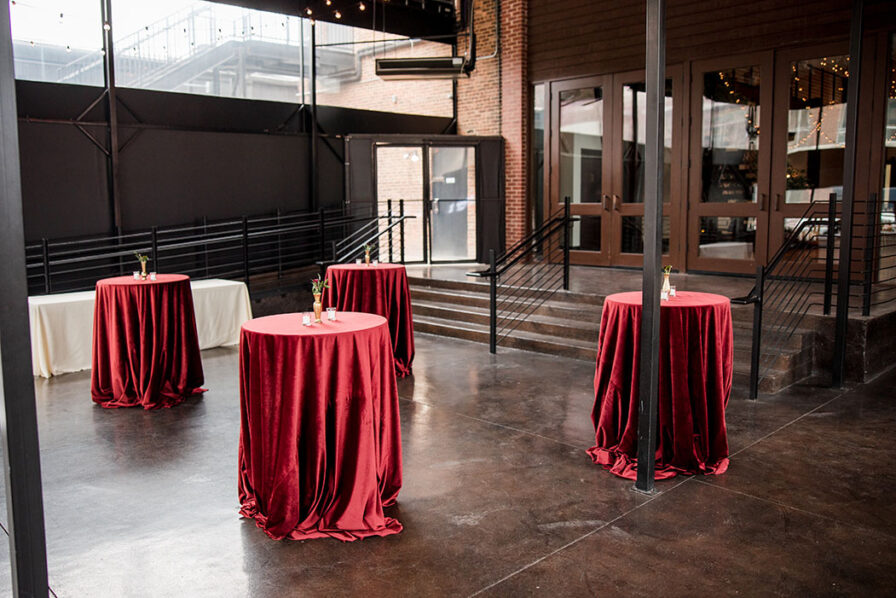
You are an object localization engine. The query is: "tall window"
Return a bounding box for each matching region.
[10,0,104,86]
[531,83,545,229]
[883,35,896,228]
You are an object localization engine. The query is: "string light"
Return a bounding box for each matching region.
[305,7,312,16]
[334,10,342,18]
[359,2,366,10]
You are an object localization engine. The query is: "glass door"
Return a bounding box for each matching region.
[429,145,477,262]
[769,45,849,254]
[376,144,425,263]
[551,76,612,266]
[687,55,774,274]
[609,70,679,267]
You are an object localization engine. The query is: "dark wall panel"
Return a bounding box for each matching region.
[317,136,345,210]
[529,0,896,82]
[17,122,109,241]
[118,129,309,230]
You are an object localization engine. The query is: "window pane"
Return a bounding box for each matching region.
[430,147,476,261]
[112,1,305,103]
[621,80,673,204]
[620,216,670,254]
[11,0,104,86]
[570,216,601,251]
[560,87,604,204]
[532,83,545,228]
[698,216,756,259]
[315,23,453,117]
[376,146,423,262]
[882,34,896,231]
[701,67,761,203]
[785,56,849,204]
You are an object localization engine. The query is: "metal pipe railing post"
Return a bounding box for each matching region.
[276,207,282,279]
[242,216,250,291]
[202,216,209,279]
[41,238,50,294]
[823,192,837,315]
[318,208,326,261]
[399,199,406,264]
[749,266,765,400]
[862,192,878,316]
[387,198,393,263]
[489,248,497,354]
[563,196,571,290]
[150,226,158,272]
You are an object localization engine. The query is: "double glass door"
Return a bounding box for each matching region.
[550,70,681,267]
[375,143,477,263]
[688,45,849,273]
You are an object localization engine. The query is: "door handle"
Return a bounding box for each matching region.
[775,193,783,211]
[602,194,610,211]
[612,194,621,211]
[759,193,767,211]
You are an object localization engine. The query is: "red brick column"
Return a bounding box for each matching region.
[458,0,529,251]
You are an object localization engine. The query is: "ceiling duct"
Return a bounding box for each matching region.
[375,56,472,80]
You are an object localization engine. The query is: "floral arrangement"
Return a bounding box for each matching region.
[311,275,329,295]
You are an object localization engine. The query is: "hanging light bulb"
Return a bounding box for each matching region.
[334,10,342,18]
[359,2,366,11]
[305,7,312,15]
[326,0,332,5]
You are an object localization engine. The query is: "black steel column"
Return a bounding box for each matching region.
[832,0,864,387]
[635,0,665,494]
[101,0,122,233]
[309,20,319,212]
[823,192,837,316]
[0,3,50,596]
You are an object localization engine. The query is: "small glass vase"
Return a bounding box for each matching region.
[662,272,671,296]
[313,293,322,322]
[140,261,148,280]
[364,250,371,265]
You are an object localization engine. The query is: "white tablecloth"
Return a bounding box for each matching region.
[29,278,252,378]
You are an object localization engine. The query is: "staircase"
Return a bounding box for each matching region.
[409,275,817,394]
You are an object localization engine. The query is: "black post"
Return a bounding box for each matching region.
[748,266,765,400]
[635,0,665,494]
[833,0,864,387]
[489,248,497,354]
[41,238,50,294]
[318,208,326,260]
[150,226,158,272]
[400,199,406,264]
[862,193,878,317]
[823,192,837,315]
[242,216,250,290]
[0,2,50,594]
[387,199,394,264]
[562,196,571,291]
[101,0,122,234]
[276,208,283,279]
[202,216,209,279]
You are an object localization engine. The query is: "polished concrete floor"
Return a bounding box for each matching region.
[2,334,895,596]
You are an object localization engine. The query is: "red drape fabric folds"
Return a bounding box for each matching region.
[91,274,205,410]
[324,264,415,378]
[587,291,733,480]
[238,312,403,541]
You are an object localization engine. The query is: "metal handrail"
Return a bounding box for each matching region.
[477,196,573,354]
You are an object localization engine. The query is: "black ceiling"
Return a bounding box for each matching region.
[207,0,459,40]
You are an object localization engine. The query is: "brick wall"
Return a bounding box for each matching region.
[457,0,528,249]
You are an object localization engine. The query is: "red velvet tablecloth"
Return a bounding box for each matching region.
[587,291,733,480]
[91,274,205,409]
[238,312,403,541]
[324,263,415,378]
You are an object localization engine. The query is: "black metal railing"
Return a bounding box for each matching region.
[25,204,412,296]
[469,197,573,353]
[733,191,893,398]
[328,199,415,264]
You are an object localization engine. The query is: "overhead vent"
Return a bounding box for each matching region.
[375,56,472,80]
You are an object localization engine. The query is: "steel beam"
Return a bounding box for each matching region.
[0,3,50,596]
[832,0,864,387]
[101,0,122,233]
[635,0,665,494]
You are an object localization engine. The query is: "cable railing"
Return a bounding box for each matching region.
[733,191,892,398]
[24,206,408,296]
[469,197,573,353]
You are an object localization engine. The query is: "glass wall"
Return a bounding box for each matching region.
[10,0,104,86]
[531,83,545,229]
